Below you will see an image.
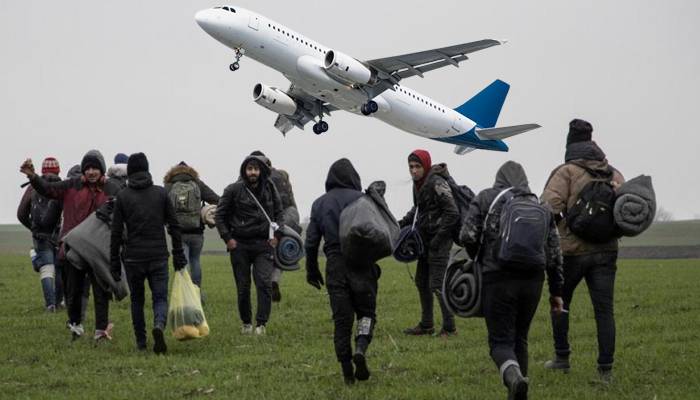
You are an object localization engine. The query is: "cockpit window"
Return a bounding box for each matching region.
[219,6,235,12]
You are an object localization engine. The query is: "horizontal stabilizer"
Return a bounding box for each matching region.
[475,124,540,141]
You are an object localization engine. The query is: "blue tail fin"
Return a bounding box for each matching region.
[454,79,510,128]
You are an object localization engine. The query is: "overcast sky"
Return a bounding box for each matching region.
[1,0,699,225]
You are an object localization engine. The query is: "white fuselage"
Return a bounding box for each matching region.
[195,6,477,139]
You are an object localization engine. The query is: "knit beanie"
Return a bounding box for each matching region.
[41,157,60,175]
[127,152,149,176]
[567,119,593,145]
[114,153,129,164]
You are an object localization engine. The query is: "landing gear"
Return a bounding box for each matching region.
[312,120,329,135]
[229,48,244,71]
[361,100,379,116]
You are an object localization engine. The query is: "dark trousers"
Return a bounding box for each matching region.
[326,255,379,363]
[229,240,275,326]
[125,259,169,347]
[551,252,617,368]
[415,240,455,331]
[482,274,543,377]
[64,261,110,330]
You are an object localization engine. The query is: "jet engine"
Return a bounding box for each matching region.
[323,50,375,85]
[253,83,297,116]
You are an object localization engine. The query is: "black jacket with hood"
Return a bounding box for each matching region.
[164,163,221,234]
[305,159,364,269]
[215,155,283,243]
[398,163,460,248]
[110,171,185,266]
[459,161,563,296]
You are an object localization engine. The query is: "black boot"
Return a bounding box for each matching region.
[341,361,355,385]
[353,336,370,381]
[503,364,528,400]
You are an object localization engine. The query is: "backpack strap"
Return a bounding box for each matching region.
[475,187,513,263]
[569,161,612,179]
[245,187,279,240]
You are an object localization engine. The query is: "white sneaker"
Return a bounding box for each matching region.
[241,324,253,335]
[255,325,266,336]
[69,323,84,340]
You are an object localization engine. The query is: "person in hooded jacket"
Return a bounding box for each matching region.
[107,153,129,192]
[215,154,283,335]
[20,150,121,341]
[399,149,460,337]
[110,153,187,353]
[249,150,300,303]
[17,157,64,312]
[164,161,220,289]
[540,119,624,382]
[460,161,564,400]
[305,158,380,385]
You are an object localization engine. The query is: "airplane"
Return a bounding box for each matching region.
[195,6,540,154]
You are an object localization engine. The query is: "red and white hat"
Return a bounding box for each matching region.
[41,157,60,175]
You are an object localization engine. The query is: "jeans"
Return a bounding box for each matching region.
[32,237,63,307]
[326,255,379,363]
[482,274,544,377]
[550,252,617,368]
[182,234,204,287]
[414,239,454,331]
[125,259,169,347]
[64,260,110,330]
[229,240,275,326]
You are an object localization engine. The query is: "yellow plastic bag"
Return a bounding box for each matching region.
[167,270,209,341]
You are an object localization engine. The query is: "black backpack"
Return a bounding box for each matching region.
[566,164,617,243]
[30,190,61,233]
[492,189,550,271]
[446,177,475,244]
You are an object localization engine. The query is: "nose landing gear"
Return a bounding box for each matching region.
[229,48,244,71]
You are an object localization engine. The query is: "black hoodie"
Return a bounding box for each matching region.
[459,161,563,295]
[215,155,283,243]
[110,171,185,265]
[305,159,363,267]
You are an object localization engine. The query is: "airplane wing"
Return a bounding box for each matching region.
[273,84,337,135]
[366,39,505,85]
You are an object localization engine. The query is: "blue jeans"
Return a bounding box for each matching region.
[182,234,204,287]
[32,237,63,307]
[550,252,617,368]
[125,259,169,347]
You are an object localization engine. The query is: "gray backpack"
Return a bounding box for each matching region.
[169,180,202,230]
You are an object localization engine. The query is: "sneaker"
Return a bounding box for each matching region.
[241,324,253,335]
[152,327,167,355]
[403,323,435,336]
[58,300,66,309]
[596,367,613,384]
[271,282,281,303]
[435,328,457,338]
[69,323,84,341]
[94,322,114,342]
[255,325,266,336]
[352,353,370,381]
[544,355,571,372]
[46,305,56,313]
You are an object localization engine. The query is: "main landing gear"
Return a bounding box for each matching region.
[361,100,378,116]
[229,48,244,71]
[312,120,329,135]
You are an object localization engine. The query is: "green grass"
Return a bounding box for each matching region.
[0,255,698,399]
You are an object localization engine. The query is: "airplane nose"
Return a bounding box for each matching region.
[195,9,210,29]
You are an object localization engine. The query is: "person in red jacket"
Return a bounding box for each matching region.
[20,150,121,341]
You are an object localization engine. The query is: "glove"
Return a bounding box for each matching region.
[173,252,187,271]
[110,264,122,282]
[305,260,324,289]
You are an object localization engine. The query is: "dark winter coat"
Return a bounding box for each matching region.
[459,161,564,296]
[28,174,120,241]
[107,164,128,193]
[164,164,221,234]
[305,158,364,269]
[17,174,63,240]
[398,163,460,249]
[269,168,297,209]
[110,171,185,265]
[215,155,283,243]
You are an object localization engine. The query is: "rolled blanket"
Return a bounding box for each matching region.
[274,225,303,271]
[392,226,424,263]
[614,175,656,236]
[200,204,217,229]
[442,249,482,318]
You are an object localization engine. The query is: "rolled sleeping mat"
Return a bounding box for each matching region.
[442,249,482,318]
[613,175,656,237]
[274,225,304,271]
[392,226,424,263]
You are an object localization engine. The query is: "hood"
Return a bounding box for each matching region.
[409,149,432,189]
[239,155,271,186]
[325,158,361,192]
[494,160,530,192]
[565,140,606,163]
[107,164,127,179]
[127,171,153,190]
[67,165,82,179]
[82,149,106,174]
[164,164,199,184]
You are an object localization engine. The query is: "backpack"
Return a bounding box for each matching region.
[169,180,202,231]
[489,188,550,271]
[30,190,61,233]
[566,164,617,243]
[446,177,475,244]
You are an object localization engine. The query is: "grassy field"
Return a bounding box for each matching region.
[0,254,698,399]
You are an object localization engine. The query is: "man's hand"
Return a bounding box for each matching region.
[110,265,122,282]
[226,239,237,251]
[550,296,564,316]
[269,237,278,248]
[306,262,324,290]
[20,159,36,178]
[173,253,187,271]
